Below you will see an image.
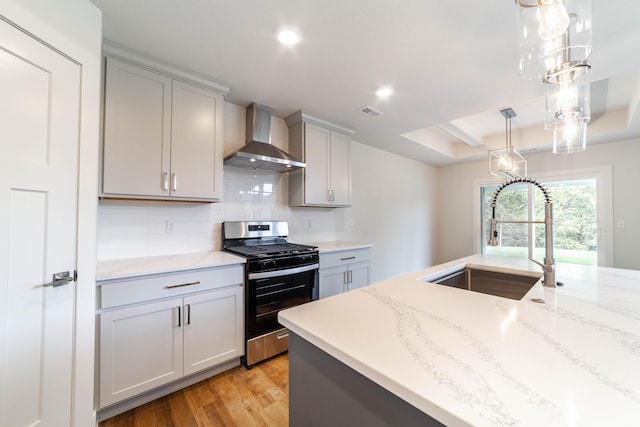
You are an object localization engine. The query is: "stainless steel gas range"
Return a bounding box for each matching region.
[222,221,318,367]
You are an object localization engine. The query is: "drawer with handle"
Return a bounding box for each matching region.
[319,248,370,270]
[99,265,243,309]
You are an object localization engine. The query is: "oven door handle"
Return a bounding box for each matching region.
[248,263,319,280]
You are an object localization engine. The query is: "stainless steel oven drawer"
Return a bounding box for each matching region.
[246,328,290,366]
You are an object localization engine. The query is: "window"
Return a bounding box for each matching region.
[473,167,613,267]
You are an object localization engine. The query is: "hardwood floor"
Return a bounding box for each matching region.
[99,354,289,427]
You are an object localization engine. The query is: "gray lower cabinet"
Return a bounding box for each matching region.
[319,248,371,299]
[98,265,243,409]
[289,332,443,426]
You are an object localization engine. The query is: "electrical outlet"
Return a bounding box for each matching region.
[166,220,176,233]
[617,219,625,229]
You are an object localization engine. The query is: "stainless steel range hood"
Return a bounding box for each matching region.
[224,102,305,172]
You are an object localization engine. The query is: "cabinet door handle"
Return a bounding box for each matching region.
[177,306,181,327]
[185,304,191,325]
[42,271,74,287]
[171,173,177,191]
[348,270,353,283]
[331,189,335,202]
[164,281,200,289]
[327,189,332,202]
[343,270,347,292]
[162,172,169,191]
[340,256,356,261]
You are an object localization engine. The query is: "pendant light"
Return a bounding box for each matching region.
[489,108,527,179]
[516,0,592,82]
[545,78,589,153]
[515,0,592,153]
[552,114,587,153]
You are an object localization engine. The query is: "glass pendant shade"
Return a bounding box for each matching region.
[489,108,527,179]
[517,0,593,81]
[538,0,570,41]
[489,147,528,179]
[544,80,590,130]
[553,118,587,153]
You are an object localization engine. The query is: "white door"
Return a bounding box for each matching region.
[183,286,243,375]
[99,298,184,408]
[330,130,351,206]
[346,263,370,292]
[171,81,223,200]
[319,267,347,299]
[0,19,80,427]
[102,57,172,197]
[304,123,331,205]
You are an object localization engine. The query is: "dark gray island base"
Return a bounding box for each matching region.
[288,333,444,426]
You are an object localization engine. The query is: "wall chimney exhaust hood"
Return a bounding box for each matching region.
[224,103,306,172]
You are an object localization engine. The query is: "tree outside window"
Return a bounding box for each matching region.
[482,179,597,265]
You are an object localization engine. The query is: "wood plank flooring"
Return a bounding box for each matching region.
[99,354,289,427]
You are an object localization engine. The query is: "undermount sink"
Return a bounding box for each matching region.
[426,267,540,300]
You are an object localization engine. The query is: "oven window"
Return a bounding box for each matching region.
[247,269,316,337]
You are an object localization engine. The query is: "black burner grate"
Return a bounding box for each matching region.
[226,243,316,258]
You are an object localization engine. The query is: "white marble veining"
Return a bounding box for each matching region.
[96,251,246,281]
[279,255,640,426]
[310,240,374,253]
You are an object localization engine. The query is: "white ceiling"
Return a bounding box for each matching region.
[90,0,640,166]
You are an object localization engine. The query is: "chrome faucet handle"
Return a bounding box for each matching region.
[529,257,554,272]
[530,257,557,288]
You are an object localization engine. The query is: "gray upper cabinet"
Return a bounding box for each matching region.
[286,111,355,207]
[101,47,228,202]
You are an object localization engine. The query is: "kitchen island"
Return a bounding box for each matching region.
[278,255,640,426]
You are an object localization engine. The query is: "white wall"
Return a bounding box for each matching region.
[98,103,440,283]
[436,138,640,271]
[336,142,439,282]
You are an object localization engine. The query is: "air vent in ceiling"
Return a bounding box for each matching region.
[359,106,384,117]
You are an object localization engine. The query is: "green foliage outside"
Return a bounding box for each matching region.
[485,246,597,265]
[483,180,597,266]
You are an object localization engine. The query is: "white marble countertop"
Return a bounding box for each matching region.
[96,251,246,282]
[279,255,640,426]
[309,240,373,253]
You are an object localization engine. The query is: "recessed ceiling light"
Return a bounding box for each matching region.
[375,87,393,98]
[274,25,302,45]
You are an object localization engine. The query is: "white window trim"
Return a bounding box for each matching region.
[472,166,613,267]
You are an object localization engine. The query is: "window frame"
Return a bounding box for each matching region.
[472,166,613,267]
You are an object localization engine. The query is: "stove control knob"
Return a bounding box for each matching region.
[260,259,276,270]
[299,255,312,264]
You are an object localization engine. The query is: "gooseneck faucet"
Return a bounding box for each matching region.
[488,178,557,288]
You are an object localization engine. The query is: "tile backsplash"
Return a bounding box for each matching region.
[97,167,337,260]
